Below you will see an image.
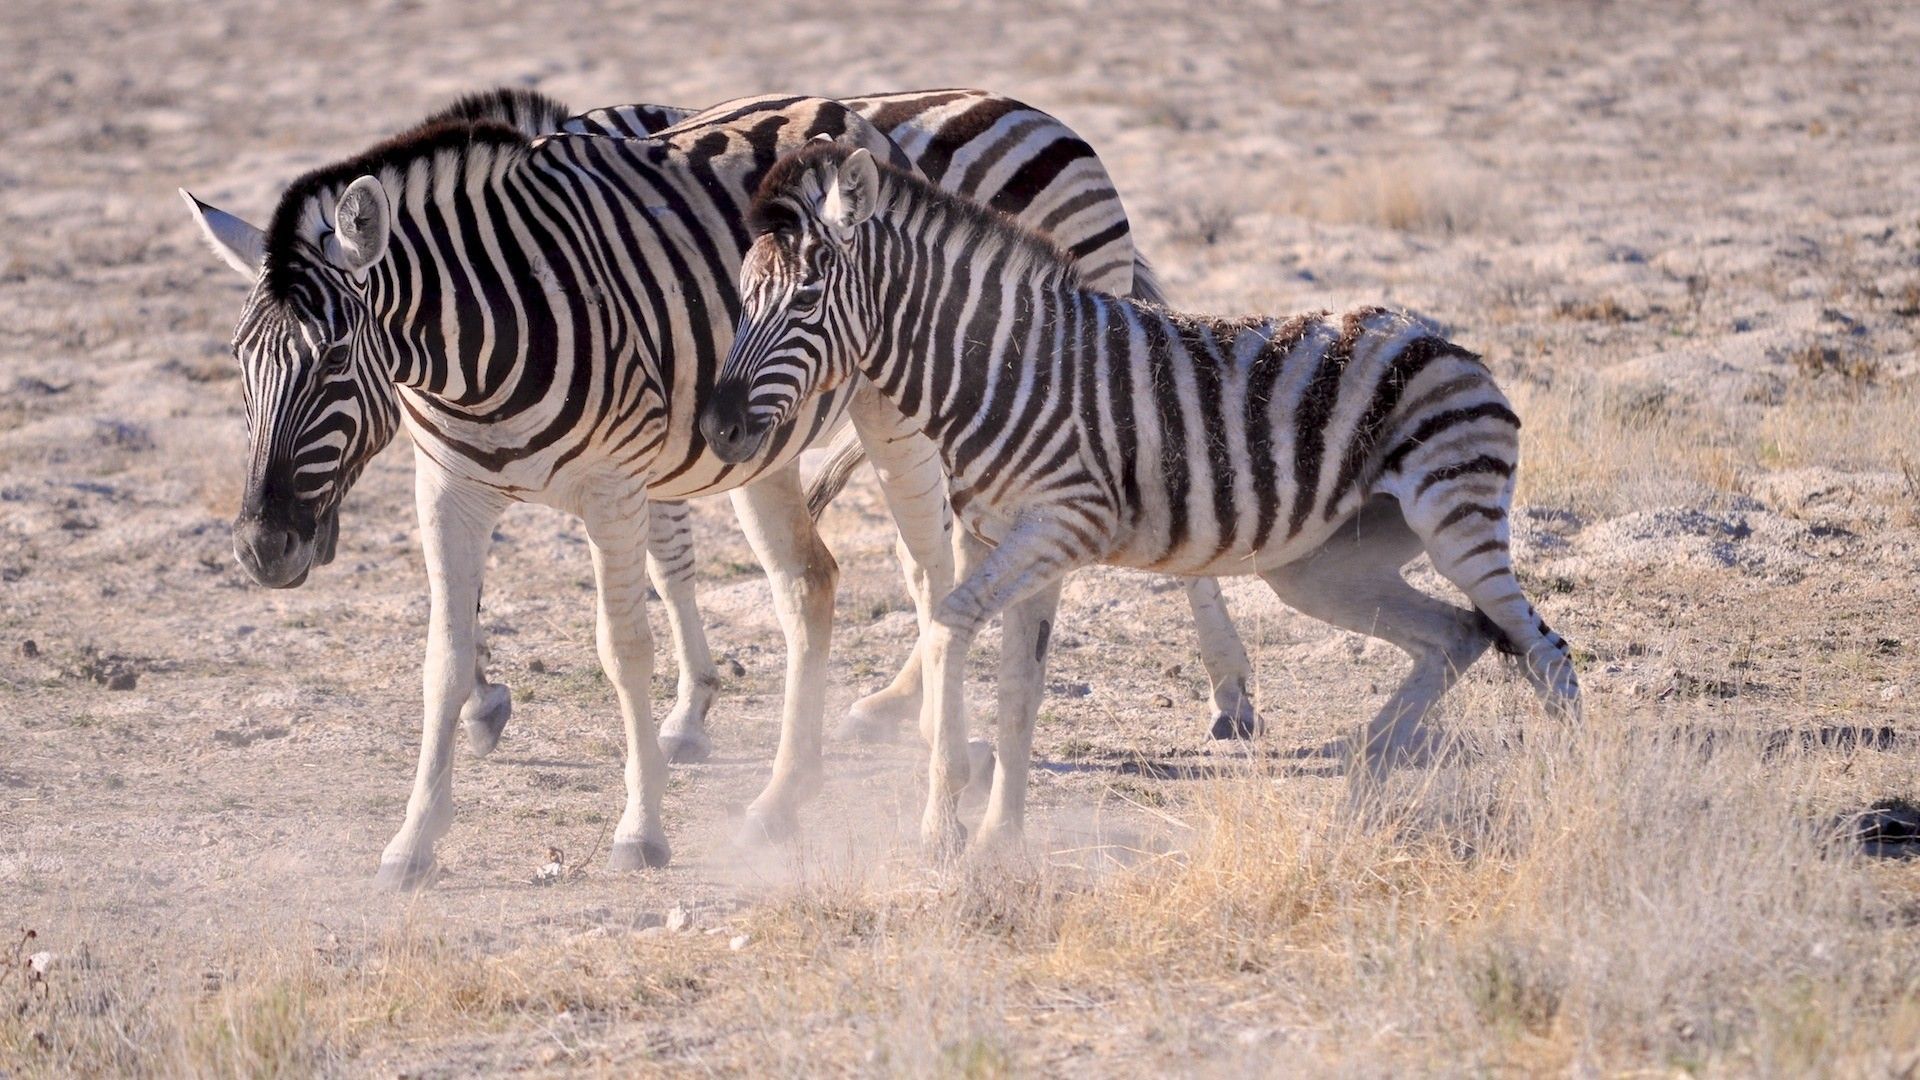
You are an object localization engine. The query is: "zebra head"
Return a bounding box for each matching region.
[703,145,883,464]
[181,181,401,588]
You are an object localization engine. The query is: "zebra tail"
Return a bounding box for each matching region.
[1129,251,1171,308]
[804,426,869,522]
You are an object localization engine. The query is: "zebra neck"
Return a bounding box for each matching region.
[859,209,1105,460]
[372,165,625,420]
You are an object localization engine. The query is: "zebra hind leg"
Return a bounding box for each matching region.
[460,634,512,757]
[1183,577,1264,739]
[1260,497,1496,791]
[647,501,721,764]
[1407,482,1582,721]
[460,586,512,757]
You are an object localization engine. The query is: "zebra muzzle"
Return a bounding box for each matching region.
[232,502,333,589]
[698,389,773,464]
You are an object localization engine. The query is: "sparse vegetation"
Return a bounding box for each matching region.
[6,0,1919,1074]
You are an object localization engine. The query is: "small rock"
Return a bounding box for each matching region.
[28,951,54,976]
[20,639,38,659]
[528,658,547,674]
[1160,663,1183,678]
[1150,693,1174,708]
[1048,679,1092,699]
[729,933,750,951]
[665,905,692,932]
[724,657,747,678]
[106,671,138,692]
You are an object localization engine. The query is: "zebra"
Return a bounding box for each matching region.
[560,93,1264,746]
[177,87,1257,887]
[702,144,1582,852]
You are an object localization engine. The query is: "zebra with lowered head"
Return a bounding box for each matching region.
[178,88,1263,886]
[703,144,1582,852]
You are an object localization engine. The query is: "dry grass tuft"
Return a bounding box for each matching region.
[1304,157,1498,235]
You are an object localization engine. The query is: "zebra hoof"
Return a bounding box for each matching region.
[608,838,671,871]
[922,817,968,861]
[463,683,512,757]
[735,806,797,848]
[836,705,902,744]
[965,738,997,794]
[658,729,712,764]
[374,854,438,892]
[1208,701,1264,741]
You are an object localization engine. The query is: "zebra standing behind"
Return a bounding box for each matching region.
[703,144,1581,852]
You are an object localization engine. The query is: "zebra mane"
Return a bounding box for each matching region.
[260,87,573,300]
[749,143,1084,291]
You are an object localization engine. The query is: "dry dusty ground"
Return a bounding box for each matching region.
[3,0,1920,1075]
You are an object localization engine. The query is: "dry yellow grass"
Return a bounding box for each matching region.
[8,702,1918,1076]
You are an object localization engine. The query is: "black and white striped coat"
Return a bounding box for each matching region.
[707,145,1582,851]
[180,88,1256,885]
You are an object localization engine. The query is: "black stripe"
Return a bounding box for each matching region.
[1382,401,1521,474]
[987,137,1091,217]
[1436,503,1505,533]
[1288,309,1378,538]
[1323,336,1444,521]
[1416,455,1514,497]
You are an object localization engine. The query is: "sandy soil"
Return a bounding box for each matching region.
[2,0,1918,1074]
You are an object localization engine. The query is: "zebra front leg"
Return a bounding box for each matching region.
[731,464,838,845]
[587,494,671,870]
[843,391,954,742]
[647,501,720,764]
[1183,577,1264,740]
[974,578,1064,851]
[921,515,1089,855]
[378,464,506,890]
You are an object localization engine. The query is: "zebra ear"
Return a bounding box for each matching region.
[821,148,879,233]
[179,189,265,280]
[327,175,390,275]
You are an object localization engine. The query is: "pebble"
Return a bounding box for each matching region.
[1150,693,1174,708]
[20,639,38,659]
[528,658,547,674]
[729,934,750,951]
[724,658,747,678]
[106,671,138,692]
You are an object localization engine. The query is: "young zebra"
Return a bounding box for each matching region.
[703,144,1581,850]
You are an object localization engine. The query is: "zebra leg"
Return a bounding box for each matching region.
[975,577,1064,852]
[1402,481,1582,719]
[647,501,720,764]
[730,463,839,845]
[460,591,512,757]
[1259,498,1494,792]
[841,387,954,743]
[377,462,507,890]
[921,516,1088,855]
[1183,578,1264,740]
[585,493,671,871]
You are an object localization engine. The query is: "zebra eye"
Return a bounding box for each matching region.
[791,282,825,313]
[319,343,351,376]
